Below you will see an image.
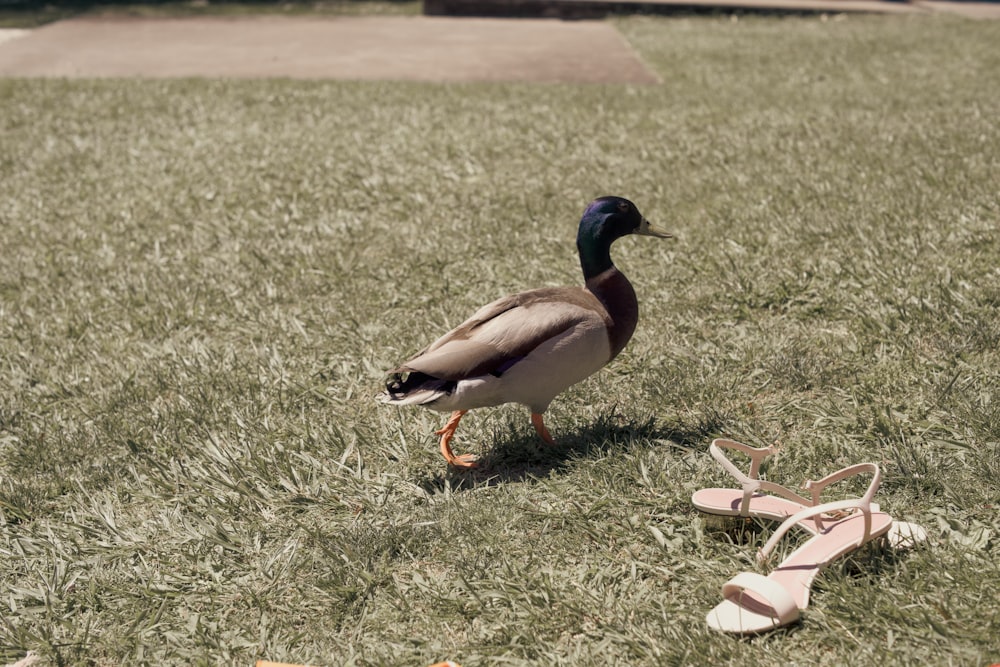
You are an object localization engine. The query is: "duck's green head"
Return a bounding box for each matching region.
[577,196,672,278]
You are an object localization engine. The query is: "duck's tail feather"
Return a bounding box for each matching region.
[379,371,456,406]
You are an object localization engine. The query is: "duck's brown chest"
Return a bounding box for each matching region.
[586,268,639,360]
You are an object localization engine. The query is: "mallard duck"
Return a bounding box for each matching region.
[380,196,672,468]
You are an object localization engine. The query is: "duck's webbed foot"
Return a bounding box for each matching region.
[435,410,478,468]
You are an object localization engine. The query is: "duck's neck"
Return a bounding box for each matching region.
[578,225,639,359]
[585,266,639,360]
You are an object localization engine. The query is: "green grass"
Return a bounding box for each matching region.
[1,11,999,666]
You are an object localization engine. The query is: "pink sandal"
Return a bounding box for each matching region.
[692,439,819,528]
[692,439,925,548]
[705,462,894,634]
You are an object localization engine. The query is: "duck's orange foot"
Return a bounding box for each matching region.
[531,413,556,445]
[446,453,479,469]
[436,410,478,468]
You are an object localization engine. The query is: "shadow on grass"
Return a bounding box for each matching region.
[417,409,726,494]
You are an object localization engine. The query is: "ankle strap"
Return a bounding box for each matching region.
[709,439,812,515]
[758,463,882,563]
[800,462,883,533]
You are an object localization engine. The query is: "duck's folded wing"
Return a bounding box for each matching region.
[398,290,607,381]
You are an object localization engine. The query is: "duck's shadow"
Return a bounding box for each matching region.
[417,411,722,494]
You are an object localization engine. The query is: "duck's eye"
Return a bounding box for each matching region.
[617,201,630,212]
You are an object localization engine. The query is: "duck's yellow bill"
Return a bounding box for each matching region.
[636,217,673,239]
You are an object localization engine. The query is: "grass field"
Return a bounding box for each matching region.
[1,10,999,666]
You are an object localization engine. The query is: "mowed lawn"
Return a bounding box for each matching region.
[1,11,998,666]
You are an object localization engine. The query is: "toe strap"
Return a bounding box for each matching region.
[721,572,800,625]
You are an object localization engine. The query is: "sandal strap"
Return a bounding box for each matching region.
[709,439,812,515]
[802,462,882,505]
[800,462,882,532]
[721,572,800,625]
[758,464,882,563]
